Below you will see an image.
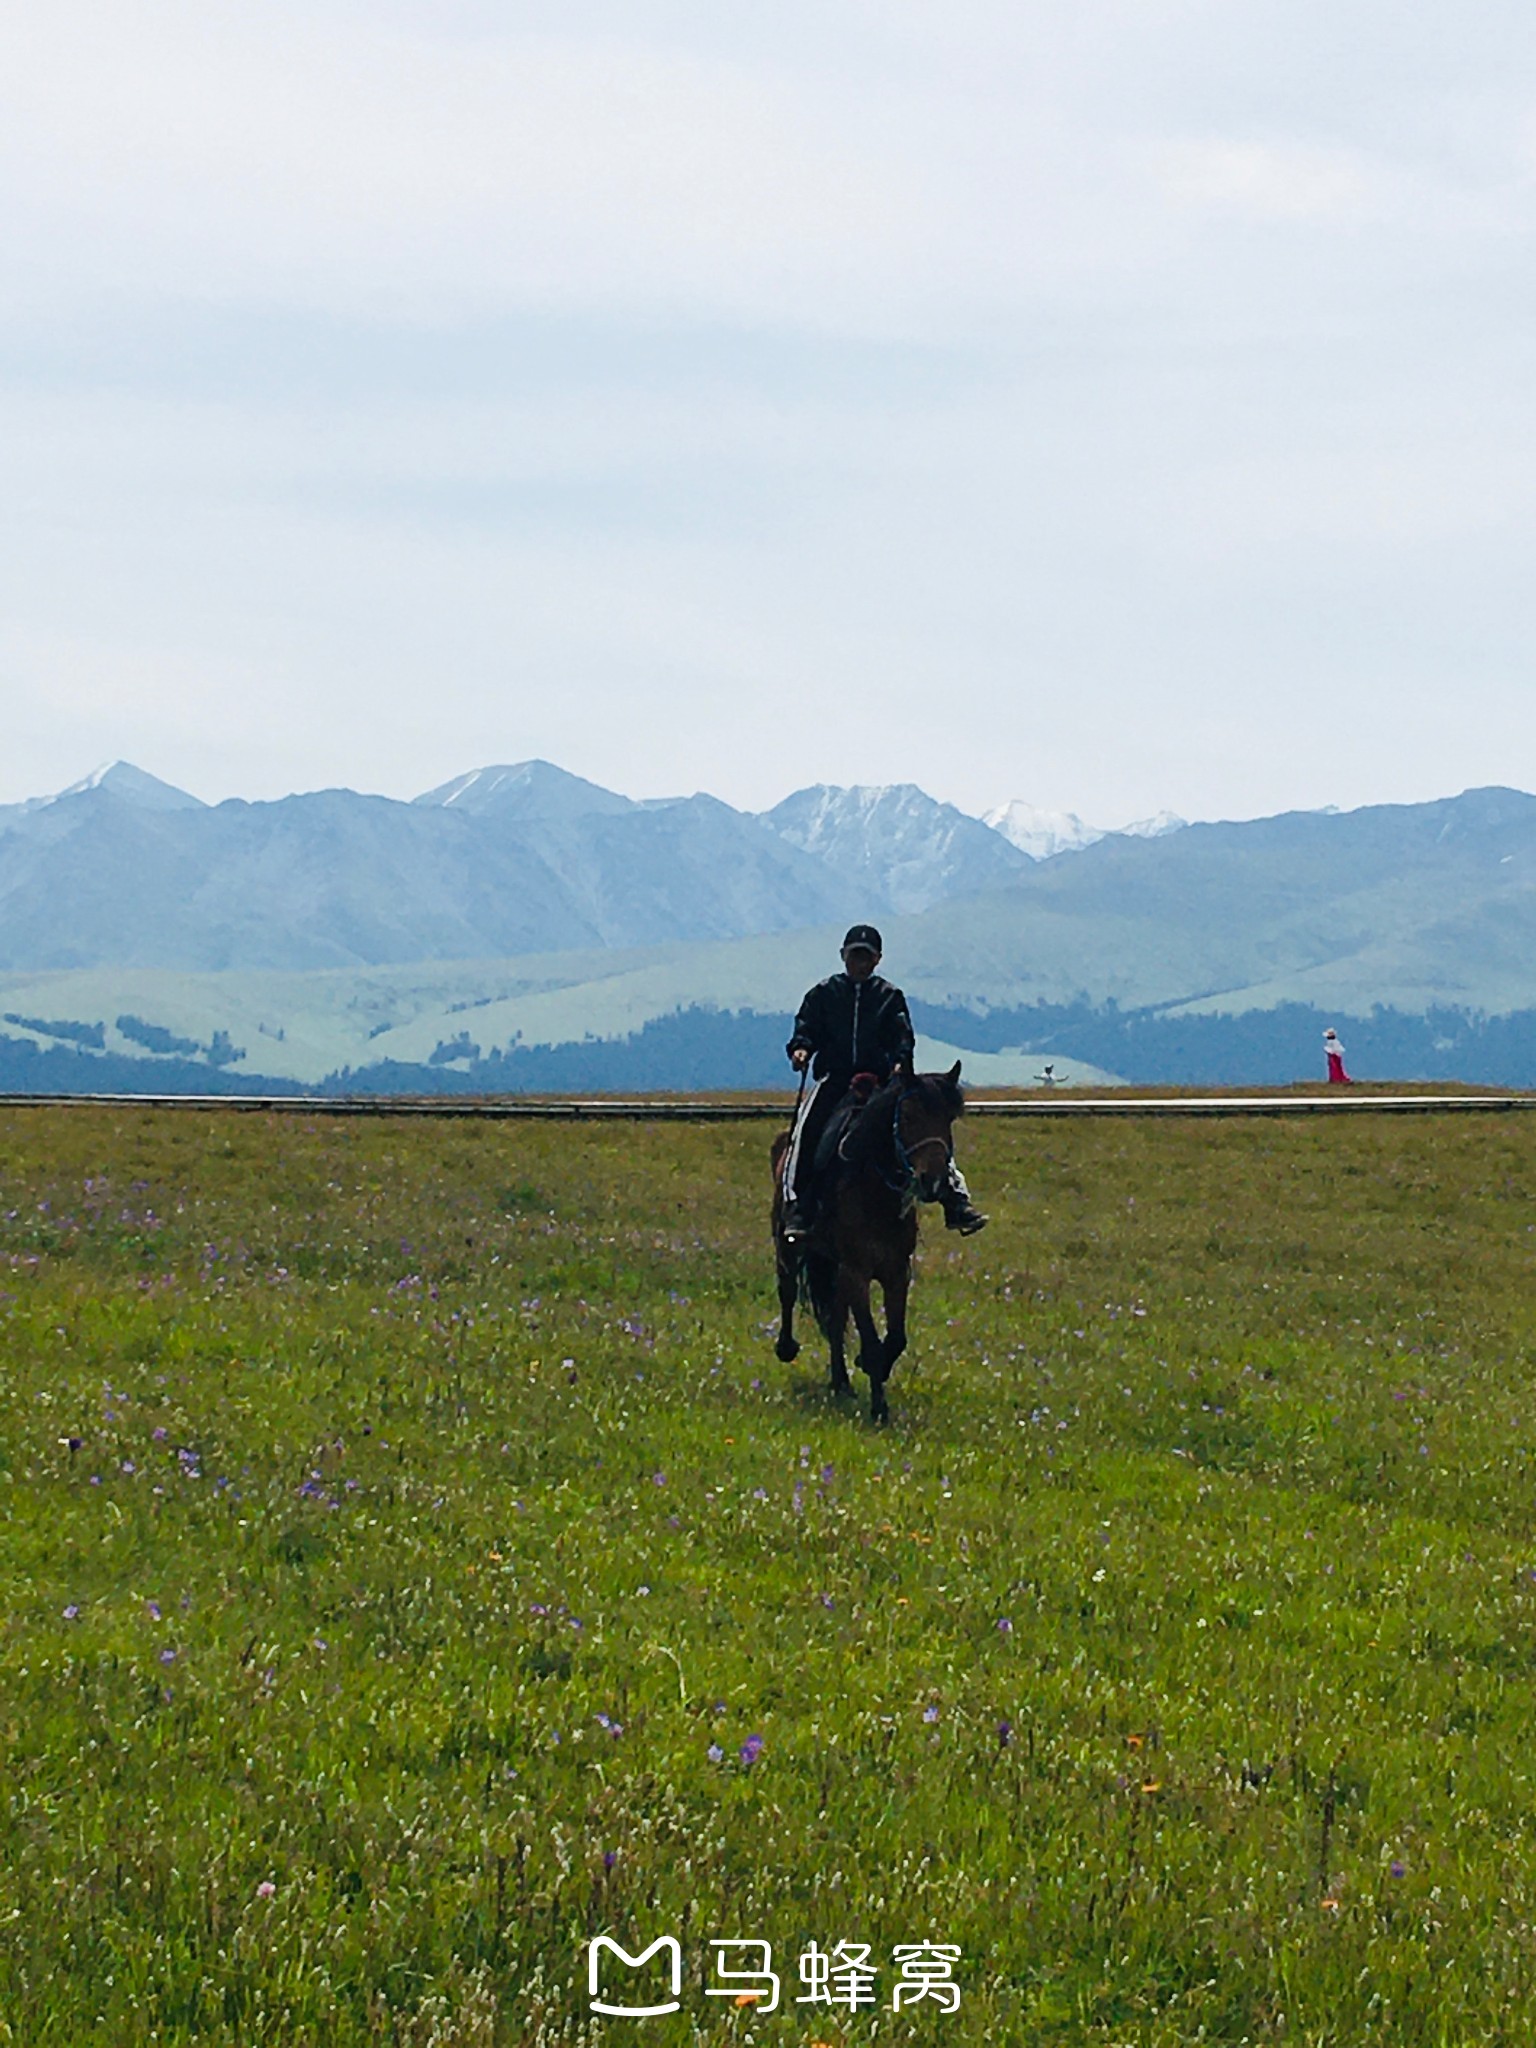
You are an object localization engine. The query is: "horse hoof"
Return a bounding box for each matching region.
[830,1370,853,1397]
[775,1335,800,1362]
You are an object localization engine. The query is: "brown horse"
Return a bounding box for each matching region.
[771,1064,965,1423]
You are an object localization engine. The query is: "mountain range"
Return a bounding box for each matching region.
[0,760,1183,971]
[0,761,1533,1089]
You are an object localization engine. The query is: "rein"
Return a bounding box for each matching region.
[835,1080,953,1209]
[890,1083,953,1201]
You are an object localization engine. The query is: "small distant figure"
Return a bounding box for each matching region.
[1034,1063,1062,1085]
[1323,1028,1352,1085]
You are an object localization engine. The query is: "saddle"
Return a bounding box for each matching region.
[806,1071,883,1209]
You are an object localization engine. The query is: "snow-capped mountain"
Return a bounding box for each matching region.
[1119,809,1187,840]
[59,762,205,811]
[983,801,1105,861]
[0,760,203,832]
[984,800,1188,859]
[760,783,1032,914]
[412,760,633,821]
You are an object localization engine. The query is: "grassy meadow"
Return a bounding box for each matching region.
[2,1096,1536,2044]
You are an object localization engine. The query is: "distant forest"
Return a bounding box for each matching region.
[2,999,1536,1095]
[319,999,1536,1093]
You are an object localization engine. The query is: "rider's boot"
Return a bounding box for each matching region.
[942,1193,989,1235]
[940,1163,987,1235]
[782,1175,816,1238]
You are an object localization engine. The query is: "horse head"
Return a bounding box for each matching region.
[892,1062,965,1205]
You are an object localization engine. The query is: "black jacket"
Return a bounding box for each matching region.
[787,972,916,1083]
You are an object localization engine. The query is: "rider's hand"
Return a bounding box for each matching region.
[790,1047,811,1071]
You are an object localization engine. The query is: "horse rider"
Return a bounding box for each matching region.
[780,924,988,1238]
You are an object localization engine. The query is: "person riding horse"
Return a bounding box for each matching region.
[780,924,987,1238]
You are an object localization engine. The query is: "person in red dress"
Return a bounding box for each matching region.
[1323,1028,1352,1084]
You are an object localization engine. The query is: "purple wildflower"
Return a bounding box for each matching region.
[997,1617,1014,1635]
[998,1718,1014,1747]
[707,1743,723,1763]
[159,1647,176,1664]
[603,1849,617,1871]
[739,1733,764,1767]
[146,1600,162,1621]
[62,1604,79,1620]
[923,1704,940,1724]
[1390,1860,1406,1878]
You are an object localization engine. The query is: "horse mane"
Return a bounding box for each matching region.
[838,1069,965,1170]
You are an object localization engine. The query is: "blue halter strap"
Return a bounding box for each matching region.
[888,1081,953,1202]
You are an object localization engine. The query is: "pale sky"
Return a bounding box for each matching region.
[3,1,1535,827]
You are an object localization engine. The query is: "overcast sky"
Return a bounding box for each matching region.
[3,1,1534,825]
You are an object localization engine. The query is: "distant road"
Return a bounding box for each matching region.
[1,1092,1533,1120]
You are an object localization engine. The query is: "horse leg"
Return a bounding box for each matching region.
[847,1270,886,1383]
[826,1291,852,1397]
[774,1238,801,1362]
[823,1269,860,1400]
[858,1269,901,1427]
[870,1214,918,1423]
[880,1254,910,1377]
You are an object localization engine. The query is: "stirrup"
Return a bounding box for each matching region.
[781,1199,810,1239]
[945,1203,988,1236]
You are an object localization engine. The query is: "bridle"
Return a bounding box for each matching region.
[888,1081,954,1209]
[835,1075,954,1207]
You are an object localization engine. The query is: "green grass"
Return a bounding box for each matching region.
[2,1102,1536,2044]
